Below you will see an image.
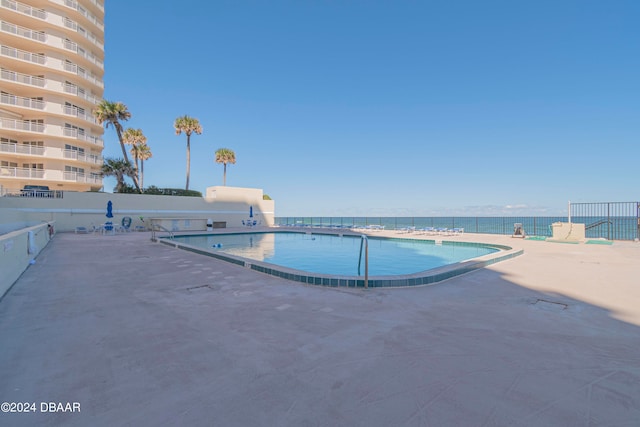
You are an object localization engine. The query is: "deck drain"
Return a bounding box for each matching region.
[533,299,568,310]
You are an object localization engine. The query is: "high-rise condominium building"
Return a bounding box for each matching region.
[0,0,105,194]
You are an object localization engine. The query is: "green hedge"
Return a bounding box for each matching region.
[118,185,202,197]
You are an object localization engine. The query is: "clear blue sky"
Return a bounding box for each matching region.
[102,0,639,217]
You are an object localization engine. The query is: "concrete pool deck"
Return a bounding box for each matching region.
[1,229,639,426]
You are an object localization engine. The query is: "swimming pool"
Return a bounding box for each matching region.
[161,231,522,288]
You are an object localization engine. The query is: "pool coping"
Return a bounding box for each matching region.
[158,229,524,288]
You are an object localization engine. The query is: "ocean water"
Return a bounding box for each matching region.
[275,216,639,241]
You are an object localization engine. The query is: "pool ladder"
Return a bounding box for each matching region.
[150,222,175,242]
[358,235,369,288]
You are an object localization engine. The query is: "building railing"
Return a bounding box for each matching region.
[0,20,46,42]
[63,0,103,31]
[0,91,45,109]
[62,127,102,145]
[63,105,98,124]
[0,167,45,178]
[63,59,103,88]
[0,117,44,132]
[276,211,640,241]
[63,17,103,49]
[63,149,102,164]
[1,0,47,20]
[0,142,44,155]
[0,44,45,64]
[0,142,102,164]
[63,171,101,184]
[62,39,103,68]
[63,82,100,104]
[1,188,64,198]
[2,66,102,98]
[1,67,46,87]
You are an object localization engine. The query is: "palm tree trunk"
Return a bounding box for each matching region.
[223,163,227,186]
[185,134,191,190]
[134,155,140,188]
[115,124,141,192]
[140,160,144,189]
[115,125,130,164]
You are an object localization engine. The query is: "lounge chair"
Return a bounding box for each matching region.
[74,226,89,234]
[396,226,415,234]
[416,227,436,235]
[120,216,132,232]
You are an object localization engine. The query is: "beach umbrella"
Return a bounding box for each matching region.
[106,200,113,218]
[249,206,253,218]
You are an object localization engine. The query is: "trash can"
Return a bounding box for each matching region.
[206,218,213,231]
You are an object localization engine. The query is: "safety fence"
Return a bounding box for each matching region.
[277,203,640,241]
[569,201,639,241]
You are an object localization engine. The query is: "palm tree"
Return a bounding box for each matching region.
[101,158,136,193]
[94,100,141,192]
[94,100,132,162]
[137,143,152,189]
[174,115,202,190]
[215,148,236,186]
[123,128,146,189]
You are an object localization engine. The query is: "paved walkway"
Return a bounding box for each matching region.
[1,230,639,426]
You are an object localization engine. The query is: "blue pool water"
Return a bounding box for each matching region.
[171,232,499,276]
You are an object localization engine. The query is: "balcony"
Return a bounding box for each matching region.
[1,142,102,165]
[1,67,45,87]
[63,148,102,165]
[0,167,102,184]
[64,82,101,105]
[63,105,98,124]
[63,170,101,184]
[63,17,103,50]
[1,20,46,42]
[1,67,101,103]
[63,39,103,68]
[0,44,45,64]
[0,166,44,179]
[0,92,45,110]
[1,0,47,20]
[0,117,44,132]
[62,0,104,32]
[62,127,103,146]
[63,61,103,88]
[0,119,103,146]
[0,142,45,156]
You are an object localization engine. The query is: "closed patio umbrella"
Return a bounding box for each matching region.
[106,200,113,218]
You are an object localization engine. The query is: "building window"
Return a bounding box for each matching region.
[64,144,85,154]
[65,123,85,135]
[23,141,44,147]
[65,102,85,116]
[65,166,85,174]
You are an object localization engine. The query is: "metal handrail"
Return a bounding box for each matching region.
[150,221,174,242]
[358,235,369,288]
[585,219,613,230]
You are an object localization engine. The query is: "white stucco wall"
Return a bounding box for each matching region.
[0,186,275,233]
[0,222,53,299]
